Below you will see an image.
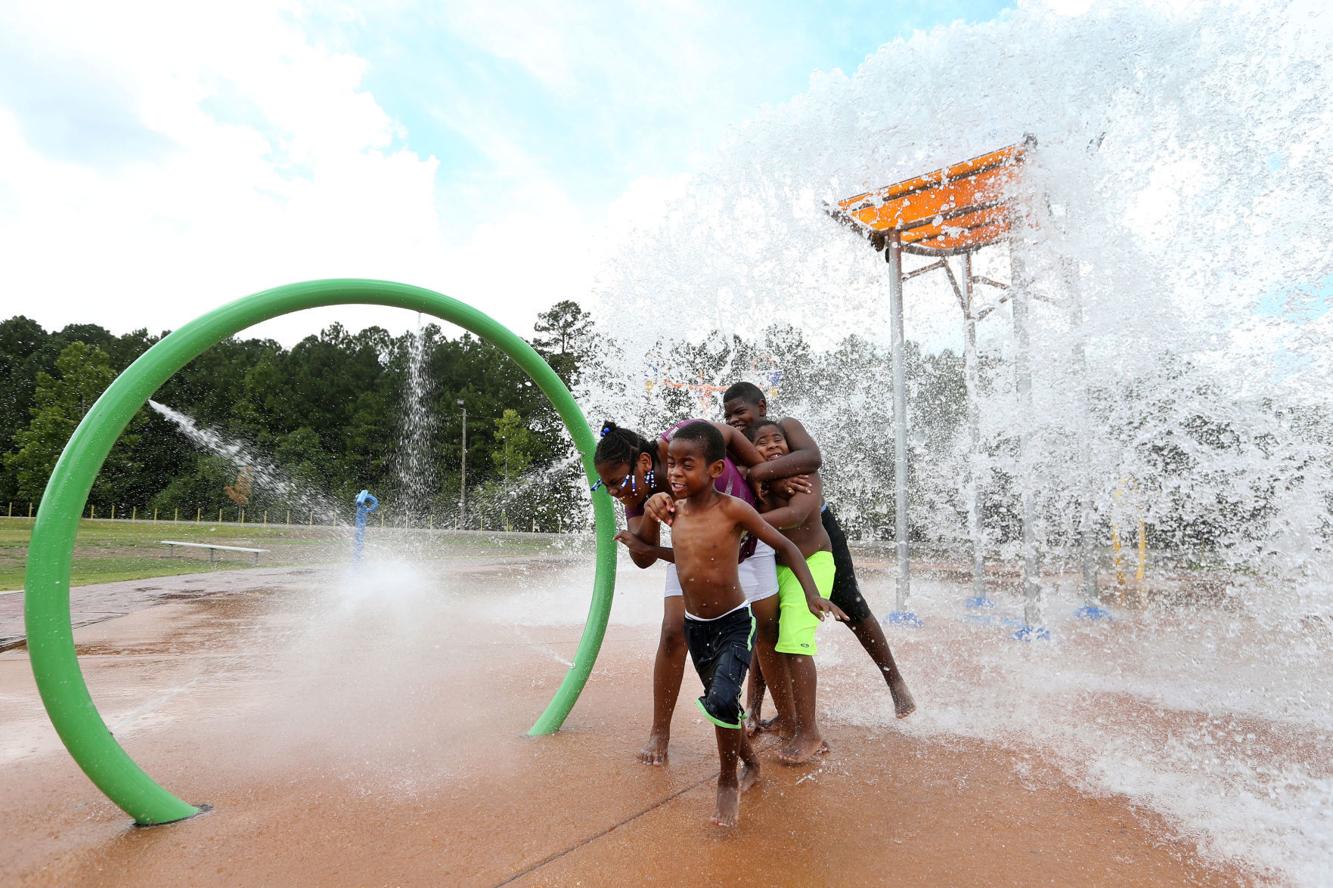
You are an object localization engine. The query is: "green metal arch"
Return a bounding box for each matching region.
[24,279,617,825]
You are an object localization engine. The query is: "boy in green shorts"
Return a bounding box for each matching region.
[724,381,915,720]
[748,419,838,765]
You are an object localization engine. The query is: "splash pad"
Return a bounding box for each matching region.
[22,279,617,825]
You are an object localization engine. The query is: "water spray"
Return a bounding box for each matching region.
[24,279,617,826]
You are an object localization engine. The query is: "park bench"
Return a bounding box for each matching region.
[160,540,268,565]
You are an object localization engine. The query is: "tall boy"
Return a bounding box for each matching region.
[622,421,844,827]
[722,382,916,719]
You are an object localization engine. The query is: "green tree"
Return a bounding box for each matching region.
[149,455,235,517]
[493,408,537,479]
[532,300,596,387]
[492,408,539,531]
[5,341,134,502]
[0,316,49,502]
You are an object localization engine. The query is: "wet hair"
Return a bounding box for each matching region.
[671,421,725,463]
[745,418,783,442]
[593,421,654,469]
[722,381,765,407]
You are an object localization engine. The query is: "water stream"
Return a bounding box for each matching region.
[579,2,1333,882]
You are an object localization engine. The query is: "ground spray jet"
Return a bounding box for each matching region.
[354,490,379,562]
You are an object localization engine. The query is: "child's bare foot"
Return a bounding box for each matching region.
[744,711,763,737]
[750,714,787,745]
[890,678,916,718]
[711,783,741,828]
[739,758,761,793]
[777,734,830,765]
[637,732,669,765]
[738,731,762,793]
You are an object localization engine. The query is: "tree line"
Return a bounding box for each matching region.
[2,303,1327,552]
[0,302,597,531]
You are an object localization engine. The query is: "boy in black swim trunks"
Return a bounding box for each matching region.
[621,421,844,828]
[723,381,916,721]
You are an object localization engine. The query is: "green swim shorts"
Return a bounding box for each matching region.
[774,550,836,656]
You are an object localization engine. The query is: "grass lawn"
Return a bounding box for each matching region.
[0,518,340,590]
[0,518,585,590]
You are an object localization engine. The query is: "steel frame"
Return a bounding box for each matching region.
[831,135,1095,630]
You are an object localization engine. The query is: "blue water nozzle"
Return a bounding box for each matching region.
[1011,624,1052,642]
[885,610,924,628]
[353,489,379,563]
[1074,604,1112,621]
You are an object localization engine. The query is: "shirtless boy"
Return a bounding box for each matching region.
[723,381,916,720]
[594,419,797,766]
[748,419,838,764]
[622,421,845,827]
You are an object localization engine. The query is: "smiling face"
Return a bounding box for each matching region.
[593,451,653,506]
[723,395,765,432]
[666,436,723,499]
[750,422,789,462]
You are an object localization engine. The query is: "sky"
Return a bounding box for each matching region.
[0,0,1013,345]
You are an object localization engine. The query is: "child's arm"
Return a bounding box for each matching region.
[755,477,822,530]
[619,512,673,567]
[715,421,763,468]
[749,417,823,484]
[724,497,847,622]
[615,528,675,564]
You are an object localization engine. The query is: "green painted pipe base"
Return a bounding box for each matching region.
[24,280,616,825]
[131,802,214,828]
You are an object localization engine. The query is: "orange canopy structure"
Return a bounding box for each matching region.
[824,137,1042,624]
[829,136,1032,256]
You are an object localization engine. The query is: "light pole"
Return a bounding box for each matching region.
[500,414,515,532]
[457,398,467,528]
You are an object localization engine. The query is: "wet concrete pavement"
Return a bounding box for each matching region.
[2,566,1255,887]
[0,567,322,652]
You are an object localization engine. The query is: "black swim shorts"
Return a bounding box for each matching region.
[822,505,875,624]
[683,605,754,729]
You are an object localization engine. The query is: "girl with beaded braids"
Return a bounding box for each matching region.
[593,418,809,766]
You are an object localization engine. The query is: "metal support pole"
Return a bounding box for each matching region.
[885,233,918,625]
[1009,247,1044,635]
[1063,257,1107,619]
[961,252,990,608]
[1137,518,1147,585]
[458,399,468,529]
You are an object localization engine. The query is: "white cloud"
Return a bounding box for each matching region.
[0,0,958,346]
[0,1,451,343]
[0,0,707,344]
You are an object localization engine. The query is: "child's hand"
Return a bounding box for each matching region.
[775,476,814,498]
[643,492,676,526]
[807,596,849,622]
[615,530,655,558]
